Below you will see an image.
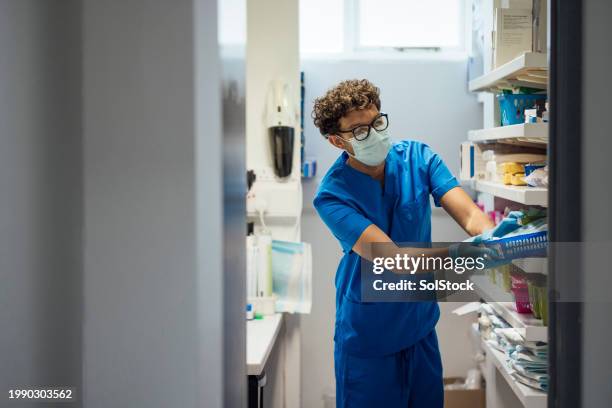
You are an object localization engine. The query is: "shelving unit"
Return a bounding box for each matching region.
[467,52,550,210]
[480,334,547,408]
[475,180,548,207]
[468,123,548,145]
[472,275,547,342]
[466,11,551,405]
[469,52,548,92]
[512,257,548,275]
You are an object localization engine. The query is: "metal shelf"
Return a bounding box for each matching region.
[475,180,548,207]
[468,123,548,145]
[472,275,547,342]
[469,52,548,92]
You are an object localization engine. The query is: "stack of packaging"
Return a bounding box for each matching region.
[479,303,510,349]
[495,328,548,391]
[475,209,549,392]
[479,305,549,392]
[509,345,548,391]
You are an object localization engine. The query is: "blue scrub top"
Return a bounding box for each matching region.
[313,140,459,357]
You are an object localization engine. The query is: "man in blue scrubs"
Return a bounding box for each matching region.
[312,79,495,407]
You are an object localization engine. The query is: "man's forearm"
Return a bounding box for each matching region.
[464,207,495,236]
[439,187,495,237]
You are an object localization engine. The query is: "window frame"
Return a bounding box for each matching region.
[300,0,471,60]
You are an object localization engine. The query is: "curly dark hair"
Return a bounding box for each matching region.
[312,79,381,137]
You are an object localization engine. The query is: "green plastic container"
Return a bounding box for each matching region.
[527,274,547,321]
[528,280,541,319]
[538,285,548,325]
[501,265,512,293]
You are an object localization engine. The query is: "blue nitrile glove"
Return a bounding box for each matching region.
[472,211,524,244]
[449,242,504,271]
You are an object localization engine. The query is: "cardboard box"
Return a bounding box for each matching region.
[444,377,485,408]
[493,0,533,68]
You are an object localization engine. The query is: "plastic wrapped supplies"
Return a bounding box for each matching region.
[524,166,548,187]
[479,306,549,392]
[248,238,312,315]
[510,348,549,391]
[479,149,546,184]
[271,240,312,314]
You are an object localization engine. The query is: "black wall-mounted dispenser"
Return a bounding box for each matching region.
[266,80,296,178]
[269,126,294,178]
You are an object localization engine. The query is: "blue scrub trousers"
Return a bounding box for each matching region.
[334,330,443,408]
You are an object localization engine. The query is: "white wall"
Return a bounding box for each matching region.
[299,57,482,408]
[246,1,302,406]
[246,0,300,177]
[82,1,246,407]
[0,1,82,403]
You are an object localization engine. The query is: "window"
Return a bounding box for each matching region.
[300,0,465,54]
[218,0,246,45]
[357,0,462,49]
[299,0,344,53]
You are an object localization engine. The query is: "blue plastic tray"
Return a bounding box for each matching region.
[488,230,548,259]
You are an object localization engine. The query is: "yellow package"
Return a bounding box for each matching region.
[498,162,525,175]
[503,173,513,185]
[511,173,527,186]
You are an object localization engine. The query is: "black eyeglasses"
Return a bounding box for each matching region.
[337,113,389,141]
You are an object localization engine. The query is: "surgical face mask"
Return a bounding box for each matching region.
[347,128,392,166]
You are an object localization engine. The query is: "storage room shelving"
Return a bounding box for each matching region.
[467,50,550,408]
[475,180,548,207]
[472,275,548,342]
[512,257,547,275]
[469,52,548,92]
[472,324,547,408]
[468,123,548,145]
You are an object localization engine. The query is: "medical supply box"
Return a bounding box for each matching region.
[443,377,485,408]
[493,0,533,68]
